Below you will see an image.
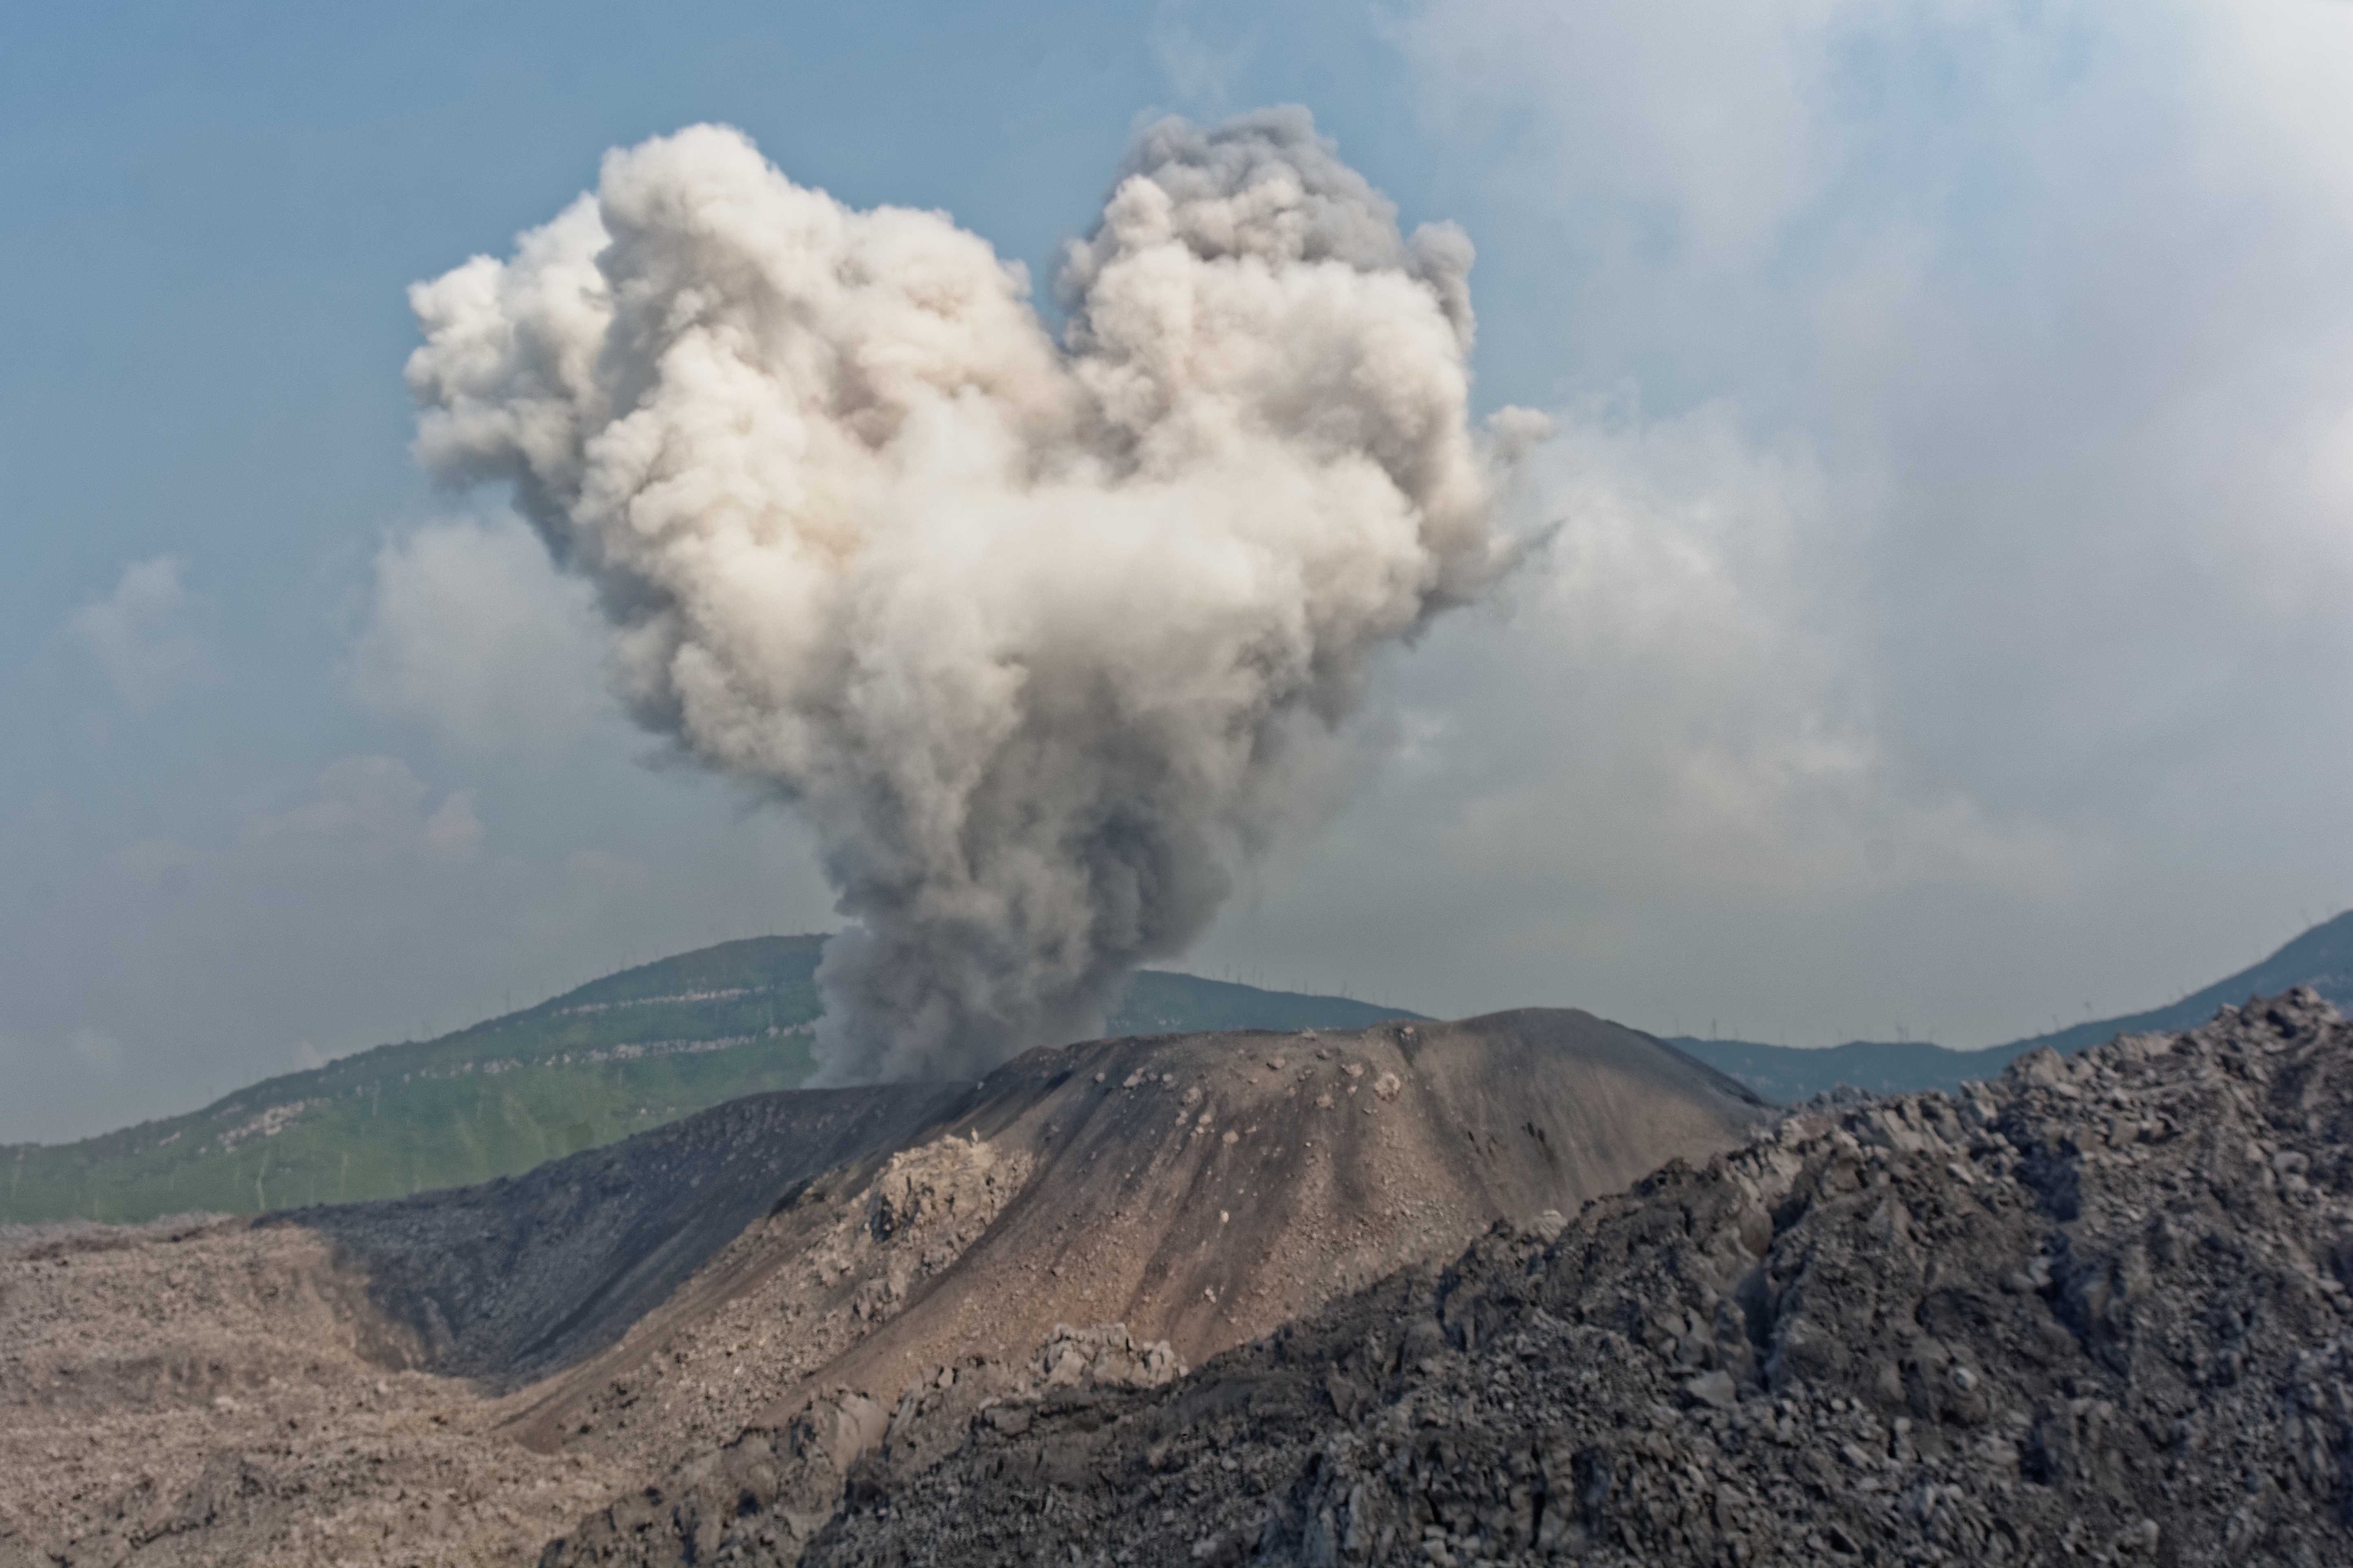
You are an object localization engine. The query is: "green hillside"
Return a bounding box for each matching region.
[0,941,1415,1225]
[2,935,831,1224]
[1674,908,2353,1102]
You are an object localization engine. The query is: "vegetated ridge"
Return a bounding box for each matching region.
[0,939,1415,1226]
[1675,907,2353,1101]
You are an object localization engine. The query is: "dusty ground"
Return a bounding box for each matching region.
[0,1219,619,1567]
[0,1010,1769,1566]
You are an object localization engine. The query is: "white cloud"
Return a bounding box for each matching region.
[351,516,610,753]
[1150,2,1260,114]
[68,1025,123,1075]
[237,755,485,866]
[67,555,213,711]
[1435,404,2076,909]
[1396,0,1844,268]
[1178,0,2353,1046]
[1401,1,2353,735]
[423,791,486,859]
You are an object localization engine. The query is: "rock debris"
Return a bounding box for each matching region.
[764,990,2353,1566]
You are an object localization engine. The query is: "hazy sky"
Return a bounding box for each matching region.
[7,0,2353,1141]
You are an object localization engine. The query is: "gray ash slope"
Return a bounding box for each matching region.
[771,990,2353,1567]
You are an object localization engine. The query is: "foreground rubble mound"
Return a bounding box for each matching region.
[800,990,2353,1566]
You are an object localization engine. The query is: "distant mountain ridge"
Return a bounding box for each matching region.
[1674,908,2353,1102]
[19,909,2340,1216]
[0,938,1414,1225]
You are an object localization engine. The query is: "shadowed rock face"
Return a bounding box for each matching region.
[274,1082,978,1383]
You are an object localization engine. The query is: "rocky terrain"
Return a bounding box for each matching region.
[753,989,2353,1566]
[0,1083,974,1567]
[25,991,2353,1566]
[0,1008,1766,1566]
[54,989,2353,1566]
[0,1217,629,1567]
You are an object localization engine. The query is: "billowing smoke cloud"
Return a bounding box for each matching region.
[404,108,1530,1082]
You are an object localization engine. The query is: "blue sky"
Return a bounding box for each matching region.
[7,1,2353,1138]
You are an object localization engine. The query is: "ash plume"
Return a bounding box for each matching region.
[405,108,1532,1082]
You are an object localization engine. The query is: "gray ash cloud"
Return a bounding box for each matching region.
[405,109,1533,1082]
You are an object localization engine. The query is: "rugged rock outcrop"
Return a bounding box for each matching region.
[2,1009,1767,1567]
[789,990,2353,1566]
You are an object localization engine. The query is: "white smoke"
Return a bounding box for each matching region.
[404,107,1531,1082]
